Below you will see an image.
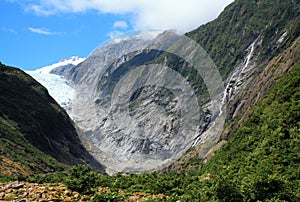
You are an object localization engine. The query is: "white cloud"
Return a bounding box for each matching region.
[22,0,234,32]
[28,5,56,15]
[28,27,58,35]
[113,21,128,29]
[1,27,17,34]
[107,31,124,39]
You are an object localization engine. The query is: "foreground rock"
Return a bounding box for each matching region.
[0,181,80,201]
[0,181,167,201]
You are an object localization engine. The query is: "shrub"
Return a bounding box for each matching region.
[64,165,100,193]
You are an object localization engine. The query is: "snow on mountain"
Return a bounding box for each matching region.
[26,56,85,111]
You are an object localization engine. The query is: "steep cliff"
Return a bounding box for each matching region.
[199,38,300,201]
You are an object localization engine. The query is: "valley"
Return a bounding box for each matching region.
[0,0,299,201]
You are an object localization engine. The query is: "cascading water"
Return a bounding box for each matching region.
[192,41,256,147]
[222,41,256,105]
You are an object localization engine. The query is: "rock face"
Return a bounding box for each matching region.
[222,37,300,140]
[53,31,223,173]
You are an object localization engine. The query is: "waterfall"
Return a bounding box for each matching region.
[222,41,256,105]
[192,41,256,147]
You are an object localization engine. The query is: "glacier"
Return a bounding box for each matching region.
[26,56,85,111]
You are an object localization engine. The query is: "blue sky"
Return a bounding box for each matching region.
[0,0,233,70]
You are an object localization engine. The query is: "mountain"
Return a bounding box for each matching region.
[43,0,300,174]
[0,62,104,177]
[51,30,224,173]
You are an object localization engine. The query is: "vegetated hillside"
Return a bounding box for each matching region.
[0,63,104,178]
[200,46,300,201]
[187,0,300,78]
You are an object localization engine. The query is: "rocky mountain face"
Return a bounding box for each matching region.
[53,31,224,173]
[49,0,299,174]
[0,63,104,177]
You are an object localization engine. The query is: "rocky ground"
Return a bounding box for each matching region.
[0,181,82,201]
[0,181,167,201]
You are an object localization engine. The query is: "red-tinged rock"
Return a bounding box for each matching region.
[5,188,12,194]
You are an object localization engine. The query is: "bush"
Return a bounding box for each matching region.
[64,165,100,193]
[92,189,125,202]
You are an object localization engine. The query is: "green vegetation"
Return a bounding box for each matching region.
[201,63,300,201]
[146,0,299,108]
[64,164,101,193]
